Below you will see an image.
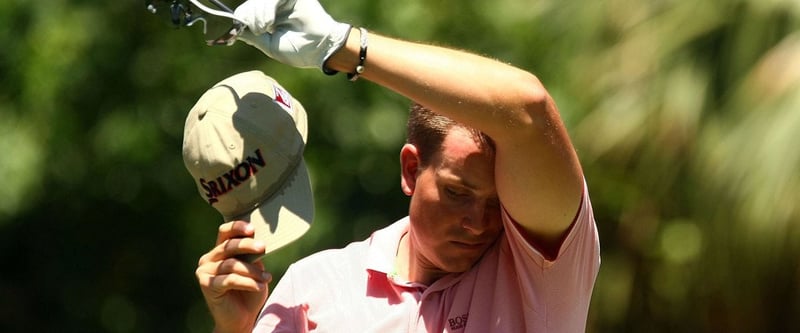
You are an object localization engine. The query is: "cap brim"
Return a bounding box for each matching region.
[229,158,313,256]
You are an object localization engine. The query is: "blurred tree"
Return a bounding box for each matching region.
[0,0,796,332]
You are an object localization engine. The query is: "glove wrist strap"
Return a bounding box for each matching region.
[322,25,353,75]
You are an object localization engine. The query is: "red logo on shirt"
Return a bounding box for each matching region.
[448,313,468,330]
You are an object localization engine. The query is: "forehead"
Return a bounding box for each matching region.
[440,127,488,155]
[433,127,495,188]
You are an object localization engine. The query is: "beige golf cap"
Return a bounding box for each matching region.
[182,70,313,256]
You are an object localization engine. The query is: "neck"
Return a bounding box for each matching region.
[394,231,446,285]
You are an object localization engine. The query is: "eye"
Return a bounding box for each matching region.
[445,187,467,198]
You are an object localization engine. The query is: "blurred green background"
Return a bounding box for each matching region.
[1,0,798,332]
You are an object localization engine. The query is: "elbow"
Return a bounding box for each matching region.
[513,73,555,128]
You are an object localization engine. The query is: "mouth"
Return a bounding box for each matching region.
[450,241,486,251]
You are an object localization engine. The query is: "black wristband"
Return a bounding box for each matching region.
[347,28,368,82]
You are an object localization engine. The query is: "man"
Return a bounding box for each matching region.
[194,0,601,332]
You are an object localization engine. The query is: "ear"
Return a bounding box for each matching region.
[400,144,420,196]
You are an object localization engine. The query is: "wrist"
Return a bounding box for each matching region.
[211,314,255,333]
[212,325,250,333]
[321,23,353,75]
[324,27,364,76]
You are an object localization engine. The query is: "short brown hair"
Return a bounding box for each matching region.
[406,103,495,167]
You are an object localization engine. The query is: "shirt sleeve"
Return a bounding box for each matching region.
[499,180,601,332]
[501,179,600,269]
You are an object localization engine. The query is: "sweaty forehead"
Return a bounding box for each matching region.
[440,127,494,159]
[434,128,496,189]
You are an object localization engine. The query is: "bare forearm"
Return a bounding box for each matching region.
[327,28,549,142]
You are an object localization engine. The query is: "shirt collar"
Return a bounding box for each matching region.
[365,216,410,275]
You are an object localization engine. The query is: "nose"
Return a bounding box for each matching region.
[461,202,492,235]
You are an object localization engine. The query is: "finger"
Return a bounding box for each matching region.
[215,220,256,245]
[222,237,266,257]
[197,238,266,267]
[198,237,266,266]
[197,258,272,284]
[199,272,268,294]
[217,258,272,282]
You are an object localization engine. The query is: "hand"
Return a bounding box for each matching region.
[233,0,352,71]
[196,221,271,333]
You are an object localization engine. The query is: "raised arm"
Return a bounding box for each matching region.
[233,0,584,254]
[325,31,584,253]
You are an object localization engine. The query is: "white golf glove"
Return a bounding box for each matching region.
[233,0,352,72]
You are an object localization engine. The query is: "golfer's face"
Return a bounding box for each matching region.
[408,127,503,274]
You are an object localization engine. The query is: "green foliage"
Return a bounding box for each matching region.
[0,0,797,332]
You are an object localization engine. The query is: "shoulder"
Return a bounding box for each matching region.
[289,239,369,273]
[282,218,408,285]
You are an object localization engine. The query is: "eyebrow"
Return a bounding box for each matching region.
[436,168,475,187]
[436,169,497,198]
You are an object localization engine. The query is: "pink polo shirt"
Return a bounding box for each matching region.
[254,184,600,332]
